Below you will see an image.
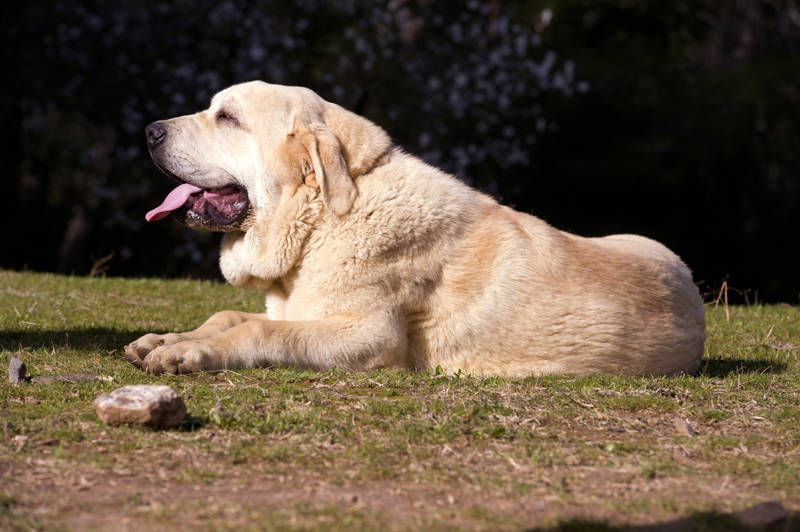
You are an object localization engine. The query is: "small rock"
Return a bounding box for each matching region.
[32,373,112,384]
[8,357,111,384]
[12,434,29,452]
[94,385,186,429]
[9,356,28,383]
[673,417,696,436]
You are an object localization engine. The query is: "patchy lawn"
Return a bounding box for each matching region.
[1,270,798,530]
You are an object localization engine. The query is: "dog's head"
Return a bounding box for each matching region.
[144,81,391,231]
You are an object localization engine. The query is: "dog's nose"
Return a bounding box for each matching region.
[145,122,167,149]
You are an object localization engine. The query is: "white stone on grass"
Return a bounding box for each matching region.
[94,385,186,429]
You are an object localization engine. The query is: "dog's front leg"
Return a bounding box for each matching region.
[123,310,273,368]
[140,313,405,375]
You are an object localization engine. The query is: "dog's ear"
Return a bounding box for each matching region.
[297,104,391,216]
[299,124,356,216]
[322,103,391,178]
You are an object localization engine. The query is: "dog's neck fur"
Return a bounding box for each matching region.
[219,185,324,289]
[219,113,395,291]
[219,147,469,292]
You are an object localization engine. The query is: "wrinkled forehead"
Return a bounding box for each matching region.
[209,84,258,113]
[209,82,325,121]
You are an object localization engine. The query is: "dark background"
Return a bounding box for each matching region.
[2,1,798,302]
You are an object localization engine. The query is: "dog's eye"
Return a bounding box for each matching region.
[215,109,239,125]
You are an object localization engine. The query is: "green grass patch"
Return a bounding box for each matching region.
[1,270,799,530]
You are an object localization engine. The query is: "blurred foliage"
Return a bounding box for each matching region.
[533,0,800,302]
[2,0,798,301]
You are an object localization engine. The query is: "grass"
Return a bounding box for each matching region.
[1,269,799,530]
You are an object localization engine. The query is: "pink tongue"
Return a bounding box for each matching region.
[145,183,204,222]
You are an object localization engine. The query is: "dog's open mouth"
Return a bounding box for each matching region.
[145,182,250,230]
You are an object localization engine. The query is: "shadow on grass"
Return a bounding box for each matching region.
[531,502,795,531]
[177,414,208,432]
[1,330,790,381]
[699,357,787,378]
[0,328,155,352]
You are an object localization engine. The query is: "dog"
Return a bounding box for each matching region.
[125,81,705,377]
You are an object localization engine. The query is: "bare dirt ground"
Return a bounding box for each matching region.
[2,419,797,531]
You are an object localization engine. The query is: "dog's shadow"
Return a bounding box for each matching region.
[698,357,787,378]
[0,327,155,353]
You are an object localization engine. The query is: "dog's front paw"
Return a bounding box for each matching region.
[124,333,185,367]
[142,341,217,375]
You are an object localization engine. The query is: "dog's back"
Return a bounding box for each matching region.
[396,163,705,377]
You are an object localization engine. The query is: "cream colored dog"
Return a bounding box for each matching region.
[125,81,705,377]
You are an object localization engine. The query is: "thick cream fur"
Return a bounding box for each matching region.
[126,81,705,377]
